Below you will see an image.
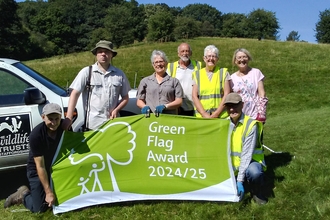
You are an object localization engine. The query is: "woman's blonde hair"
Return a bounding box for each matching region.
[232,48,253,65]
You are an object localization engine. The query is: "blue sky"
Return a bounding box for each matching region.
[137,0,329,43]
[16,0,328,43]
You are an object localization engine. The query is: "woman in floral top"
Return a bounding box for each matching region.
[230,48,268,122]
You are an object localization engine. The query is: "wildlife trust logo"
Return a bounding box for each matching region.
[0,114,31,156]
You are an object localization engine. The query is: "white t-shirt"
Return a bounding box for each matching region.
[174,63,195,111]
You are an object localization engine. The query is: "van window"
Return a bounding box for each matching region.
[0,69,31,106]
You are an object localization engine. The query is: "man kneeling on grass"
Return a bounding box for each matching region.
[4,103,65,212]
[224,93,268,204]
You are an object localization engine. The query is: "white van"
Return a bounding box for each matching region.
[0,58,139,171]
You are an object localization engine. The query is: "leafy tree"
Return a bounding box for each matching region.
[17,1,52,57]
[173,16,201,39]
[88,28,111,49]
[18,0,125,55]
[104,4,135,48]
[315,9,330,43]
[181,4,222,36]
[200,21,215,37]
[126,0,147,42]
[0,0,31,60]
[245,9,280,40]
[286,31,300,41]
[147,10,175,42]
[143,3,178,24]
[221,13,248,38]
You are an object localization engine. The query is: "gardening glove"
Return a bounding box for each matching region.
[237,181,244,201]
[141,106,150,117]
[256,97,268,123]
[154,105,166,117]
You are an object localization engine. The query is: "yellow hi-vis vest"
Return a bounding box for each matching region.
[193,67,228,118]
[167,60,202,77]
[231,115,266,175]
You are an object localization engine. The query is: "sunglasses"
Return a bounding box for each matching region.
[225,102,241,108]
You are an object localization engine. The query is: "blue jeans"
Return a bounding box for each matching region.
[245,161,264,186]
[23,170,49,213]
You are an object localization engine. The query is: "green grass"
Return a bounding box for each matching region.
[2,37,330,219]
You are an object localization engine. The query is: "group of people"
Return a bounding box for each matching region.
[136,43,268,205]
[4,40,268,213]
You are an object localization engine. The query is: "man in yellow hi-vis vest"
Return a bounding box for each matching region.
[224,92,267,205]
[167,43,202,116]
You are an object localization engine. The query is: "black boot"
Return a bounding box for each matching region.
[250,184,268,205]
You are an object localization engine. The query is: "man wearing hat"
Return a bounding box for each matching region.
[65,40,131,130]
[224,92,267,205]
[4,103,65,212]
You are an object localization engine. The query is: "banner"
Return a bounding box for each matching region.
[51,114,239,214]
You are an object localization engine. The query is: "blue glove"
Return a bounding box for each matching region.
[141,106,150,116]
[237,181,244,201]
[154,105,166,117]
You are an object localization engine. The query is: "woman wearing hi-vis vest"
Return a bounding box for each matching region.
[192,45,231,118]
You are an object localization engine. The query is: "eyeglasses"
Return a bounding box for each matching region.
[204,55,218,59]
[236,56,248,60]
[153,61,165,65]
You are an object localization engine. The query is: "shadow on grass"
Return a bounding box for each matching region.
[263,152,293,198]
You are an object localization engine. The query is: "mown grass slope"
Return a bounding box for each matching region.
[2,37,330,219]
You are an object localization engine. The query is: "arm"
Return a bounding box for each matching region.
[137,98,146,109]
[34,156,55,207]
[192,84,211,118]
[211,79,231,118]
[63,89,81,130]
[258,80,266,98]
[110,94,129,119]
[166,79,183,110]
[237,125,258,182]
[165,97,182,110]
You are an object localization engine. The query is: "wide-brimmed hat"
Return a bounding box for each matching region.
[42,103,62,115]
[91,40,117,57]
[224,93,242,105]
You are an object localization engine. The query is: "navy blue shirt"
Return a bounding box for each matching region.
[26,120,64,177]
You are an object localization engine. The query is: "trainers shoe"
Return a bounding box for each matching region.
[252,194,268,205]
[4,185,30,208]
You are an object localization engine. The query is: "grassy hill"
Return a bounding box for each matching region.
[2,37,330,219]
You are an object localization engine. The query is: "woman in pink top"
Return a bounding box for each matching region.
[230,48,268,122]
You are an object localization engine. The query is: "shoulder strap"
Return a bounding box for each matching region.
[86,65,92,88]
[82,66,92,131]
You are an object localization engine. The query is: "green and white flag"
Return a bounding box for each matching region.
[52,114,238,214]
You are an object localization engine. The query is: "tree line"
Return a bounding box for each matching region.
[1,0,329,61]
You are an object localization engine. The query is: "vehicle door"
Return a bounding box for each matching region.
[0,68,43,170]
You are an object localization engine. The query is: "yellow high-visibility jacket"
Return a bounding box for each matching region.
[167,60,202,77]
[231,115,266,175]
[193,67,228,118]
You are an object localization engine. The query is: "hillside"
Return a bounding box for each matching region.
[8,37,329,219]
[25,37,330,117]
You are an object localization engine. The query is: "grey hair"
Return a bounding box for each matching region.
[232,48,253,64]
[177,43,192,53]
[204,45,219,57]
[150,50,168,64]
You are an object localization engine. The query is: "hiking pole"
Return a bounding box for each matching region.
[262,144,283,154]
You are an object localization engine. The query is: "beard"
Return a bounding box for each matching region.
[180,56,190,62]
